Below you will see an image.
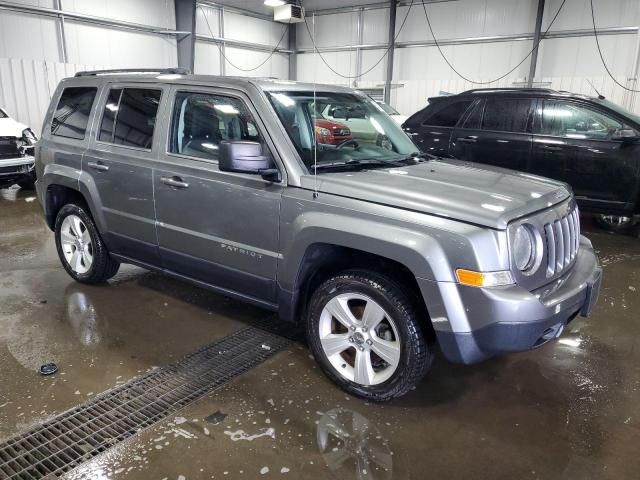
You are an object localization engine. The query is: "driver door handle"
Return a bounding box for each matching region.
[161,176,189,189]
[87,161,109,172]
[457,136,477,144]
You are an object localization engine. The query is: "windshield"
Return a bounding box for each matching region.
[596,99,640,125]
[376,101,400,116]
[267,91,420,173]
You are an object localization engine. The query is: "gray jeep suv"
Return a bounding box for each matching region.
[35,69,602,400]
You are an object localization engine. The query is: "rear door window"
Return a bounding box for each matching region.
[51,87,97,140]
[481,98,533,133]
[461,100,483,129]
[423,100,472,127]
[98,88,161,149]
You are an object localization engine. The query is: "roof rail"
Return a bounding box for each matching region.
[460,87,558,95]
[75,68,190,77]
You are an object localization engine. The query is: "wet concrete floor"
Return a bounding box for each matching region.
[1,185,639,479]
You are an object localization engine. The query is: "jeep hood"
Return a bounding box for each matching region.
[301,159,571,230]
[0,117,28,138]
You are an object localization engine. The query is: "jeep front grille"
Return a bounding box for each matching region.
[543,207,580,277]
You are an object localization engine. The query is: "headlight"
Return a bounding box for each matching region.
[315,127,331,136]
[22,128,38,145]
[512,224,536,272]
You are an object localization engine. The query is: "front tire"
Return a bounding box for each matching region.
[306,270,433,401]
[54,203,120,284]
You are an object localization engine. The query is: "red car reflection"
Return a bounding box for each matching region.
[314,119,352,145]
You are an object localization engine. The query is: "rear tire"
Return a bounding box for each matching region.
[594,214,632,233]
[306,270,433,401]
[54,203,120,284]
[17,176,35,190]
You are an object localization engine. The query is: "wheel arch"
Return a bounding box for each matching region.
[278,240,434,341]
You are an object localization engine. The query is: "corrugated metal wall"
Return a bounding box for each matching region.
[0,58,103,135]
[194,4,289,78]
[297,0,640,116]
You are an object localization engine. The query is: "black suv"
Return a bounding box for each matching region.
[403,88,640,233]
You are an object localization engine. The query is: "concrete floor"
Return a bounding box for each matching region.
[1,184,639,480]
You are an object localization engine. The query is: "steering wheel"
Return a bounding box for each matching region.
[336,139,359,149]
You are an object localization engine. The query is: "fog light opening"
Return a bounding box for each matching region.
[533,323,564,348]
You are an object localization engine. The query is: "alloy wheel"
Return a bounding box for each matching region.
[60,215,94,274]
[318,293,401,386]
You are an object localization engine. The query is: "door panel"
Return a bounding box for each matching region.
[154,89,282,304]
[83,85,164,265]
[154,160,282,302]
[404,99,473,157]
[531,99,640,211]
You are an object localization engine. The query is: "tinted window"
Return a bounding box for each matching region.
[98,89,122,142]
[462,101,483,129]
[99,88,161,149]
[482,98,532,133]
[51,87,97,140]
[169,92,262,161]
[541,100,624,140]
[423,100,472,127]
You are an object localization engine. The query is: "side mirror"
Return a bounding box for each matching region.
[219,140,281,182]
[612,128,639,143]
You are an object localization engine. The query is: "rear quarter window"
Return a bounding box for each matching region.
[421,100,473,127]
[51,87,98,140]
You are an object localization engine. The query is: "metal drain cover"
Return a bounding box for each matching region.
[0,327,289,480]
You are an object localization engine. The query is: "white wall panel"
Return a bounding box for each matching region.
[0,10,62,62]
[363,8,388,45]
[393,40,533,82]
[359,48,387,83]
[536,35,637,78]
[61,0,176,29]
[543,0,640,31]
[224,12,287,47]
[194,41,222,75]
[0,58,104,135]
[195,4,220,37]
[221,48,288,79]
[395,0,536,43]
[297,51,357,86]
[63,21,178,67]
[297,11,360,49]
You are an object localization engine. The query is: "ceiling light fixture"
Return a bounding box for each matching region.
[264,0,286,7]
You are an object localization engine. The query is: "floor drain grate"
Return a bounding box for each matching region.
[0,327,290,480]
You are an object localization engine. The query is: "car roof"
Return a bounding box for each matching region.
[62,71,357,95]
[433,87,599,103]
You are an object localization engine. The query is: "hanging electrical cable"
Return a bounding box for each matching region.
[590,0,640,93]
[198,5,289,73]
[302,0,415,80]
[422,0,567,85]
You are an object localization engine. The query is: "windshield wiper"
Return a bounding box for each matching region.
[313,158,412,171]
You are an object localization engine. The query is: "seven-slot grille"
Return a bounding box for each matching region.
[544,206,580,277]
[334,128,350,136]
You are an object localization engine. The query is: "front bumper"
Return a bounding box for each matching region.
[0,155,35,185]
[420,236,602,364]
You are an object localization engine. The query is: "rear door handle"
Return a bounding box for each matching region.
[542,145,563,152]
[457,136,477,144]
[87,161,109,172]
[161,176,189,189]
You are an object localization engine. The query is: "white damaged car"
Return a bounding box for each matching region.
[0,107,37,189]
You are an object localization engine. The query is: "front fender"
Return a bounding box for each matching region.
[279,211,452,293]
